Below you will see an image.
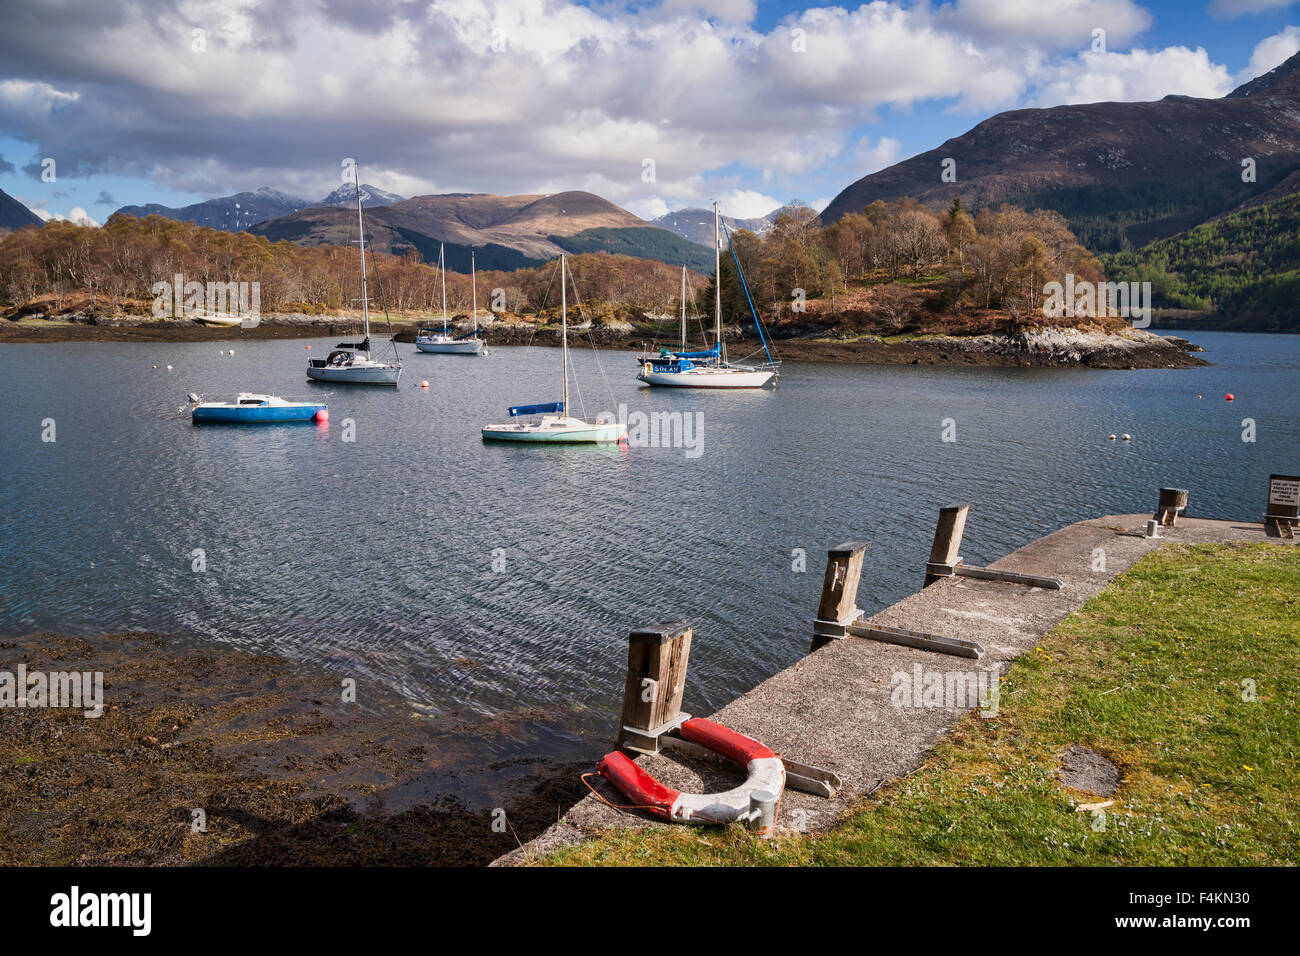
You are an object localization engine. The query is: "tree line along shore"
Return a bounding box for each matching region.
[0,201,1216,367]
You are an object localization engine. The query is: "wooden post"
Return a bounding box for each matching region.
[1156,488,1188,527]
[618,622,692,754]
[1264,474,1300,538]
[924,503,970,586]
[812,541,868,650]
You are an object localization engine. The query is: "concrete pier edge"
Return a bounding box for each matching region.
[493,513,1295,866]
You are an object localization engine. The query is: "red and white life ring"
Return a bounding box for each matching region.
[597,718,785,825]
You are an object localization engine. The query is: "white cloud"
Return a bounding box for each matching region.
[625,196,671,220]
[67,206,99,226]
[1033,47,1234,105]
[1240,25,1300,83]
[853,135,903,174]
[717,188,782,219]
[659,0,756,21]
[760,3,1029,113]
[939,0,1152,49]
[24,200,99,225]
[1209,0,1298,18]
[0,78,79,117]
[0,0,1249,210]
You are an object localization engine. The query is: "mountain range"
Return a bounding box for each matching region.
[317,183,404,208]
[0,189,43,231]
[649,207,778,246]
[821,51,1300,254]
[10,49,1300,292]
[112,183,402,232]
[115,186,312,232]
[248,190,716,272]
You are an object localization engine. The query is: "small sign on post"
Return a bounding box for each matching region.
[618,622,692,754]
[1264,474,1300,538]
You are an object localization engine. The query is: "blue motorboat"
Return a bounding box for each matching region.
[190,392,328,424]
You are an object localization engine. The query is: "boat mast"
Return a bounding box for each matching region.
[471,251,477,336]
[680,265,687,350]
[561,255,569,415]
[440,242,448,335]
[714,200,723,362]
[356,169,371,357]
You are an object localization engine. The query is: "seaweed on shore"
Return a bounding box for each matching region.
[0,631,586,866]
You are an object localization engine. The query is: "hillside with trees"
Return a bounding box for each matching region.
[1,201,1142,345]
[1102,190,1300,331]
[821,52,1300,256]
[711,198,1116,337]
[0,213,698,322]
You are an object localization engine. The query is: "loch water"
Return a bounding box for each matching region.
[1,330,1295,803]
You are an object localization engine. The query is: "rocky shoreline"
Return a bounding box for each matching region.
[0,630,586,865]
[0,313,1209,368]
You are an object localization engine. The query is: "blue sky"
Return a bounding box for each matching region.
[1,0,1298,224]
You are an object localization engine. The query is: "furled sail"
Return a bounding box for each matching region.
[508,402,564,417]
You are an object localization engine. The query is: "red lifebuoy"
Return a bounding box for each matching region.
[597,751,680,821]
[597,718,784,825]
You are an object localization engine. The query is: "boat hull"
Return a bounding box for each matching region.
[415,338,484,355]
[637,366,775,388]
[481,421,626,444]
[193,404,325,424]
[306,363,402,385]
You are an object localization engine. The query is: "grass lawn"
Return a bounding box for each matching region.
[545,543,1299,866]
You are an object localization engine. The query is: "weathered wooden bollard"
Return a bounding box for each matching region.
[811,541,868,651]
[812,536,985,658]
[618,622,692,755]
[1156,488,1188,526]
[1264,474,1300,538]
[924,503,970,586]
[923,503,1063,589]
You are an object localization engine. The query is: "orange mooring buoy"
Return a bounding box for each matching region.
[1226,393,1234,401]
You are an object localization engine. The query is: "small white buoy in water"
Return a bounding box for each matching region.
[218,349,224,355]
[166,365,173,371]
[420,380,429,389]
[228,349,233,355]
[1122,433,1132,441]
[1108,434,1116,441]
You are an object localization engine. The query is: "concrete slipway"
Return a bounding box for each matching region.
[494,514,1295,865]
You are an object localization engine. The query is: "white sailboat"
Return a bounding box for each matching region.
[637,201,777,388]
[415,245,486,355]
[307,168,403,386]
[481,255,626,444]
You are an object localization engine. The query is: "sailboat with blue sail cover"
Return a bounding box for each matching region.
[306,165,403,385]
[636,201,778,388]
[481,255,626,444]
